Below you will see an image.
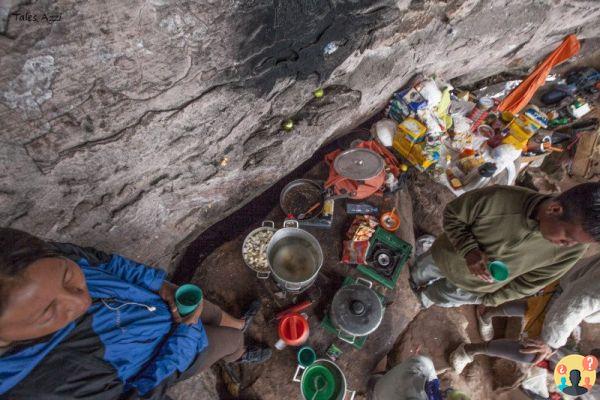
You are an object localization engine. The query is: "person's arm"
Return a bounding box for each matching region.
[540,288,600,349]
[442,189,486,257]
[127,322,208,398]
[482,254,579,307]
[443,188,494,281]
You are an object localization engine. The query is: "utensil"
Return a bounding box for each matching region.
[267,220,323,292]
[275,312,309,350]
[294,359,355,400]
[488,260,509,281]
[298,346,317,367]
[280,179,325,220]
[273,300,315,322]
[242,221,276,279]
[298,202,321,220]
[175,284,203,317]
[333,148,385,181]
[329,278,383,344]
[380,208,400,232]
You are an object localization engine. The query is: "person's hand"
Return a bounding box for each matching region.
[464,248,493,283]
[158,281,182,323]
[180,300,204,326]
[520,339,554,364]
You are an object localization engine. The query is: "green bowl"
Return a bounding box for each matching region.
[302,365,335,400]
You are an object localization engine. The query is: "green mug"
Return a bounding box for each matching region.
[488,260,509,282]
[175,284,203,317]
[297,346,317,367]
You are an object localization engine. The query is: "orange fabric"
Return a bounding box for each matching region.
[523,281,560,339]
[324,140,400,200]
[498,35,580,114]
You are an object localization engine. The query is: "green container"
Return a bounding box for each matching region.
[298,346,317,367]
[357,227,412,289]
[175,284,203,316]
[302,365,336,400]
[488,261,509,282]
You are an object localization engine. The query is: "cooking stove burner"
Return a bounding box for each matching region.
[368,242,398,278]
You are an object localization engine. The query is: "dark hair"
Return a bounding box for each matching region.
[0,228,59,315]
[556,182,600,242]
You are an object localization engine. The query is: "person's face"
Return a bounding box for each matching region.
[0,258,91,344]
[538,201,595,247]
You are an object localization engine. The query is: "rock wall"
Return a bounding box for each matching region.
[1,0,600,271]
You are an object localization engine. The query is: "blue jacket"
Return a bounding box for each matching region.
[0,245,208,399]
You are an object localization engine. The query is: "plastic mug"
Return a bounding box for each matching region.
[175,284,203,317]
[297,346,317,367]
[488,261,509,282]
[275,312,309,350]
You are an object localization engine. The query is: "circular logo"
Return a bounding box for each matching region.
[554,354,598,396]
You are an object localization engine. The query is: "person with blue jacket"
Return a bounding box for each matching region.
[0,227,271,399]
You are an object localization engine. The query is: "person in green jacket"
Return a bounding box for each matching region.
[410,183,600,308]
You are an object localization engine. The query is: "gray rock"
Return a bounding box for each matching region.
[1,0,600,271]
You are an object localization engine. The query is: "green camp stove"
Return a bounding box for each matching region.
[357,227,412,289]
[321,276,385,350]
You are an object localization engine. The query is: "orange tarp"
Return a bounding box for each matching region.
[498,35,580,114]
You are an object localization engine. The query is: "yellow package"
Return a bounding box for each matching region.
[397,117,427,142]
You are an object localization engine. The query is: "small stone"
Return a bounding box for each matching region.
[220,157,229,166]
[313,88,324,98]
[323,42,338,55]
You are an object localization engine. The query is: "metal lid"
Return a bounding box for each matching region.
[333,148,385,181]
[330,283,383,336]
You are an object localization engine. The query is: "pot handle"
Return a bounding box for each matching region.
[337,330,357,345]
[283,219,299,229]
[356,277,373,289]
[292,365,306,383]
[262,220,275,228]
[344,390,356,400]
[256,271,270,279]
[285,281,303,291]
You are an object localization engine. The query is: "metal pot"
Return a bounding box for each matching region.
[242,221,276,279]
[329,278,383,344]
[280,179,324,220]
[293,359,355,400]
[267,219,323,292]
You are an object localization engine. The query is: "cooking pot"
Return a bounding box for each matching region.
[293,359,355,400]
[267,220,323,292]
[280,179,324,220]
[242,221,276,279]
[329,278,383,344]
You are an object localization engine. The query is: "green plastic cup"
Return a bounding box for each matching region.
[488,260,509,282]
[297,346,317,367]
[175,284,203,316]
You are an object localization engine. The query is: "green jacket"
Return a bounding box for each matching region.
[431,185,587,306]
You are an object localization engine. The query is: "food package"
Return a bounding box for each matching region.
[342,240,370,264]
[346,215,378,241]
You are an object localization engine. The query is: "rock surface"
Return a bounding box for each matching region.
[2,0,600,270]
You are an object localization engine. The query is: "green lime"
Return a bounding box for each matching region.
[282,119,294,131]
